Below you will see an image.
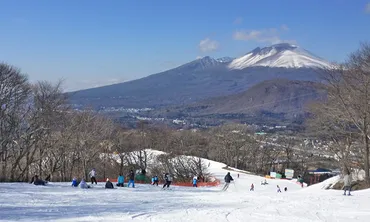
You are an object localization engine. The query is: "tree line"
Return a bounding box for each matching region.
[0,63,311,182]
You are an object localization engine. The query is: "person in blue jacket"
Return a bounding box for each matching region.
[71,177,78,187]
[116,174,124,187]
[193,176,198,187]
[153,175,159,186]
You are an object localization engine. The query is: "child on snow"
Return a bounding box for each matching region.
[71,177,79,187]
[193,176,198,187]
[79,179,90,189]
[250,183,254,191]
[117,174,124,187]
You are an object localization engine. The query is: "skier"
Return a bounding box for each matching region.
[250,183,254,191]
[71,177,79,187]
[343,171,352,196]
[222,172,234,191]
[153,175,159,186]
[277,185,282,193]
[116,174,124,187]
[127,170,135,188]
[105,178,114,189]
[237,174,240,178]
[284,187,288,192]
[89,168,97,185]
[79,179,90,189]
[163,173,172,189]
[193,176,198,187]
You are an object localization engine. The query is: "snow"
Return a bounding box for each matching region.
[228,43,332,69]
[1,154,370,221]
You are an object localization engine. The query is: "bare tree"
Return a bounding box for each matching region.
[309,43,370,184]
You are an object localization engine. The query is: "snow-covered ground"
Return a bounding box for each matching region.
[1,158,370,221]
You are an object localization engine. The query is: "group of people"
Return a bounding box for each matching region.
[223,172,290,192]
[70,169,177,190]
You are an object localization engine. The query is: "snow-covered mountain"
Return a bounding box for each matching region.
[228,43,331,69]
[69,43,329,109]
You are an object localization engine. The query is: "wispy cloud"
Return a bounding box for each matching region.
[199,38,219,53]
[366,3,370,13]
[233,25,294,44]
[233,17,243,25]
[281,24,289,31]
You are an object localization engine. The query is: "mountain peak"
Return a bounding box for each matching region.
[229,43,331,69]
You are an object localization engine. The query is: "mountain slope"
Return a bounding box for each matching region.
[156,79,326,123]
[191,79,326,115]
[69,44,329,109]
[229,43,331,69]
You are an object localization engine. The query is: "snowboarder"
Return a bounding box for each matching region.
[163,173,172,189]
[105,178,114,189]
[127,170,135,188]
[89,168,97,185]
[116,174,124,187]
[71,177,79,187]
[79,179,90,189]
[277,185,281,193]
[193,176,198,187]
[250,183,254,191]
[343,171,352,196]
[222,172,234,191]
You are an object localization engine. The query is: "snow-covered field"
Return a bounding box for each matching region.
[1,159,370,222]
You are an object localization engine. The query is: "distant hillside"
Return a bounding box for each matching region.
[193,79,325,115]
[152,79,326,123]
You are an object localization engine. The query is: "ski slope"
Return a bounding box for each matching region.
[1,159,370,221]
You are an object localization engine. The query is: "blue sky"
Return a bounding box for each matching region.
[1,0,370,91]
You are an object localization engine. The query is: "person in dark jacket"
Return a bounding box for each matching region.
[31,175,46,186]
[222,172,233,191]
[162,173,173,189]
[105,178,114,189]
[127,170,135,188]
